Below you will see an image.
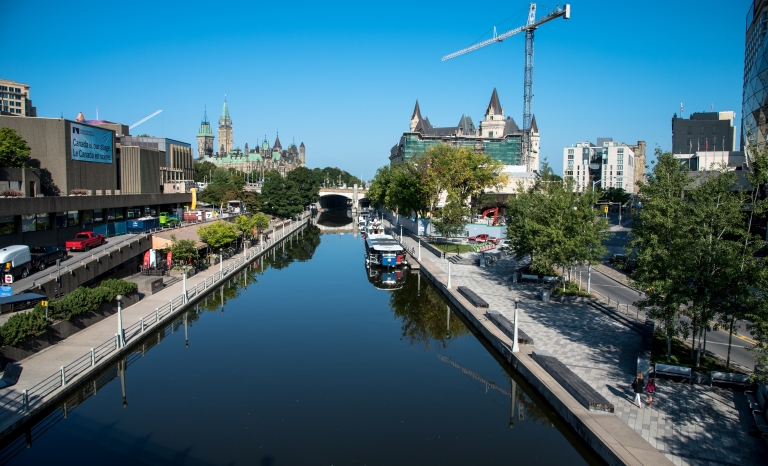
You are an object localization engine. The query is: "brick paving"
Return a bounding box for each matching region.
[395,227,767,466]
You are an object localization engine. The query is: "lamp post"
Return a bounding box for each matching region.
[116,294,125,347]
[512,298,520,353]
[447,262,452,289]
[587,262,592,294]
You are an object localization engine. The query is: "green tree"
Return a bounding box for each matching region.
[287,166,320,207]
[368,164,394,209]
[261,170,303,217]
[252,212,270,232]
[193,160,217,182]
[629,149,695,363]
[0,127,31,168]
[432,196,469,252]
[165,234,198,266]
[234,214,257,240]
[600,187,631,204]
[197,221,238,251]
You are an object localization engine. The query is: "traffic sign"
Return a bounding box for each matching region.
[41,300,48,307]
[603,206,608,213]
[3,274,12,284]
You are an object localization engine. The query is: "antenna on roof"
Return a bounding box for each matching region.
[680,101,684,118]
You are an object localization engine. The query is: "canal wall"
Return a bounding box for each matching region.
[0,214,312,440]
[414,255,671,466]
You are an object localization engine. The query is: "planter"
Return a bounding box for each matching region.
[0,291,139,364]
[549,295,596,304]
[169,268,196,278]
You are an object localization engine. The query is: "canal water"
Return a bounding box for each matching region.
[0,221,601,465]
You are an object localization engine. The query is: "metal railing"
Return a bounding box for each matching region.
[4,216,309,426]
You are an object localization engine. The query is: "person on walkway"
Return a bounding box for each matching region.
[631,372,645,407]
[645,377,656,406]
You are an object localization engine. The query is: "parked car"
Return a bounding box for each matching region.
[159,212,180,227]
[0,245,32,279]
[65,232,105,252]
[497,239,512,250]
[30,245,67,271]
[468,234,500,244]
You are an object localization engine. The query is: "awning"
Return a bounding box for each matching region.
[0,293,46,306]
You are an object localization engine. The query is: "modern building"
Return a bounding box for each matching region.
[119,136,193,184]
[563,138,639,193]
[389,89,541,173]
[0,79,36,117]
[672,111,737,155]
[197,98,307,178]
[744,0,768,153]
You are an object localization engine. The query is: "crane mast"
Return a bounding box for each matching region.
[129,110,163,130]
[442,3,570,172]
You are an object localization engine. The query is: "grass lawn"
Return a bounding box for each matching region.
[552,280,592,298]
[428,242,475,254]
[651,332,730,372]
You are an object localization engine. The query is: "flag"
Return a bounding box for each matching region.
[689,139,692,153]
[706,138,709,151]
[697,138,700,151]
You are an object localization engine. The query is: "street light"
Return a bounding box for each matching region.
[512,298,520,353]
[116,294,125,347]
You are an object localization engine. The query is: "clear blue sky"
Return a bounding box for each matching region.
[6,0,747,179]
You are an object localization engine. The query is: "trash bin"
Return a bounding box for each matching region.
[541,289,550,303]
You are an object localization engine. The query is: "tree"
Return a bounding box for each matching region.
[287,166,320,207]
[0,127,31,168]
[165,234,198,267]
[629,150,693,363]
[260,170,303,217]
[193,160,217,182]
[600,187,631,204]
[252,212,270,232]
[224,189,260,213]
[432,196,469,252]
[234,215,257,240]
[197,221,238,251]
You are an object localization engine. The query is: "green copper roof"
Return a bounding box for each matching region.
[197,121,214,137]
[221,98,231,121]
[272,150,281,161]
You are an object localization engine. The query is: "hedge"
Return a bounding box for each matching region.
[0,279,138,347]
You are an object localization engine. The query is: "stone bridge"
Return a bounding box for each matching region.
[317,186,369,212]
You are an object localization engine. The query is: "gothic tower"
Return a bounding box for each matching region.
[479,88,506,138]
[299,142,306,166]
[196,108,214,159]
[218,96,234,155]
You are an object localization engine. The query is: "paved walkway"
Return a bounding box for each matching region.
[390,223,766,466]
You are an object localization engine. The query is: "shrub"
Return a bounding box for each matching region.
[0,189,23,198]
[52,287,112,320]
[0,304,49,346]
[100,279,138,299]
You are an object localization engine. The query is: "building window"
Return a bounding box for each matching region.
[83,210,93,225]
[56,212,68,228]
[94,209,104,223]
[22,214,36,232]
[687,126,692,135]
[700,126,705,134]
[617,182,623,188]
[0,216,14,235]
[67,211,79,227]
[36,213,51,230]
[712,126,717,134]
[568,154,574,160]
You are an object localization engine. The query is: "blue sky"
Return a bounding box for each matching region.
[6,0,747,179]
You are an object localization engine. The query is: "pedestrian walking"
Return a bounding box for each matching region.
[631,372,645,407]
[645,377,656,406]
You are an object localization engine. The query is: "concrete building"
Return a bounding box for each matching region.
[119,146,162,194]
[390,89,540,174]
[119,136,193,183]
[563,138,638,193]
[0,79,36,117]
[672,111,736,155]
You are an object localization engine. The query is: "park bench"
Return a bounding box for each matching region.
[710,371,752,387]
[457,286,489,308]
[746,390,763,413]
[0,363,22,389]
[654,363,692,383]
[486,310,534,346]
[532,350,614,413]
[520,274,539,283]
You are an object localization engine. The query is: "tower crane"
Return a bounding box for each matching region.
[129,110,163,130]
[442,3,570,172]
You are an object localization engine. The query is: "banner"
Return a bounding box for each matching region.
[70,123,113,164]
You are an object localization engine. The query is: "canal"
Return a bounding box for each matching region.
[0,219,602,465]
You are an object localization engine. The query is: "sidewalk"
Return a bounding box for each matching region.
[388,222,766,466]
[0,215,310,436]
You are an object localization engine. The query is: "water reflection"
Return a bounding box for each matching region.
[389,270,471,349]
[364,263,407,290]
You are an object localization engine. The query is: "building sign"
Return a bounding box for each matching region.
[0,286,11,297]
[70,123,113,164]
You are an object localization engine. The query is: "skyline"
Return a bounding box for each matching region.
[5,0,746,179]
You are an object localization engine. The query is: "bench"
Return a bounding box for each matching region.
[532,350,614,413]
[746,390,762,413]
[654,363,692,383]
[710,371,752,387]
[0,363,22,389]
[520,274,539,282]
[457,286,489,308]
[486,310,534,346]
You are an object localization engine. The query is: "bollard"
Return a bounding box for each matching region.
[114,334,118,349]
[22,390,28,411]
[141,317,145,333]
[169,300,174,314]
[90,348,95,366]
[61,366,66,387]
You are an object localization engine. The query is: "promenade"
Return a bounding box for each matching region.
[0,215,310,437]
[391,222,765,466]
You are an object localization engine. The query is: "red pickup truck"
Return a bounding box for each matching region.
[468,234,500,244]
[65,232,105,251]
